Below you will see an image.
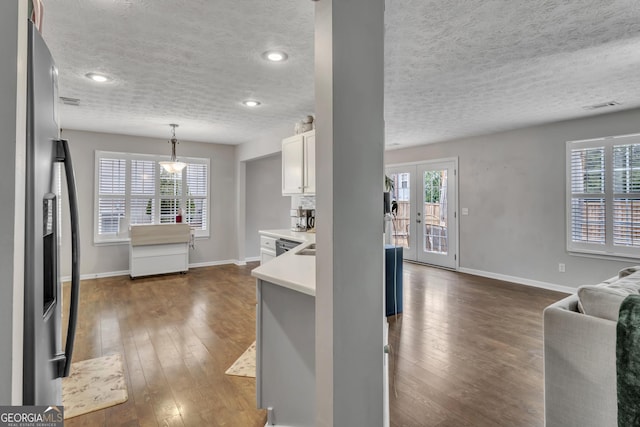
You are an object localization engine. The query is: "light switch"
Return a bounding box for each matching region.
[462,208,469,216]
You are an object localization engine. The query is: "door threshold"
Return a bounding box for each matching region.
[402,259,457,272]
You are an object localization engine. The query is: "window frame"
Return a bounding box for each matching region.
[566,133,640,260]
[94,150,210,244]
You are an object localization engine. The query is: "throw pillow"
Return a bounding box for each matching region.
[577,277,640,321]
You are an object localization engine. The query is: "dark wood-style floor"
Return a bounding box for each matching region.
[63,262,567,427]
[62,264,266,427]
[388,263,567,427]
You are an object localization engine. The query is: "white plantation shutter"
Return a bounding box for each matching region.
[613,144,640,248]
[97,158,126,236]
[569,147,605,244]
[95,151,209,242]
[160,168,182,223]
[130,160,155,225]
[185,163,207,230]
[567,134,640,258]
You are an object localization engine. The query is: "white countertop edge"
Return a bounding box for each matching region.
[258,229,316,243]
[252,270,315,297]
[251,240,316,297]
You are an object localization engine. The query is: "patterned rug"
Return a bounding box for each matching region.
[225,341,256,378]
[62,353,128,419]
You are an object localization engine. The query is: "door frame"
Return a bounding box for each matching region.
[386,164,418,260]
[386,157,459,271]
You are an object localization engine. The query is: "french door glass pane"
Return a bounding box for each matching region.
[424,170,448,254]
[389,172,410,249]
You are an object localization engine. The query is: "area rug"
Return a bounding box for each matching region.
[62,353,128,419]
[225,341,256,378]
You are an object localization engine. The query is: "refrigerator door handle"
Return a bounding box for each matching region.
[55,139,80,378]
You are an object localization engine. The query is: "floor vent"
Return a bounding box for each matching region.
[59,97,80,106]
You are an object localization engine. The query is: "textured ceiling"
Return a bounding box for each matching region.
[42,0,640,147]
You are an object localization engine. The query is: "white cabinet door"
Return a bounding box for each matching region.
[304,132,315,194]
[260,249,276,265]
[282,135,304,194]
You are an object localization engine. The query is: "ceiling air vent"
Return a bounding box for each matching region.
[59,96,80,106]
[582,100,621,110]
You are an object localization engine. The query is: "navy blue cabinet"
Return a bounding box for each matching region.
[384,245,403,316]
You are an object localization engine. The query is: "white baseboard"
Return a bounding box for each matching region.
[458,267,576,295]
[189,259,237,269]
[62,270,130,282]
[61,259,251,282]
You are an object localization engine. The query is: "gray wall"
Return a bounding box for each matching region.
[244,153,290,259]
[315,0,386,424]
[59,130,237,277]
[0,1,20,404]
[386,107,640,289]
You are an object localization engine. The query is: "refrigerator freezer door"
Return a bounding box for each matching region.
[24,20,62,405]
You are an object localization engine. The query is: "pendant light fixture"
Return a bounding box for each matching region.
[160,124,187,173]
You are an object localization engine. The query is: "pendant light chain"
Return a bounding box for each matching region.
[160,124,187,173]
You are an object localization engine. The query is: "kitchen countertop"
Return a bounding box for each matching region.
[252,229,316,296]
[258,229,316,243]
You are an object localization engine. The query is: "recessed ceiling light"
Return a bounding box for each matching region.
[262,51,288,62]
[85,72,111,83]
[243,100,261,107]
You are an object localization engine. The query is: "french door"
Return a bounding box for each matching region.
[386,159,458,269]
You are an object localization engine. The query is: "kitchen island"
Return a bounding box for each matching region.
[252,231,316,427]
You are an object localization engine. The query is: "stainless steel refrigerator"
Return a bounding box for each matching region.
[23,19,80,405]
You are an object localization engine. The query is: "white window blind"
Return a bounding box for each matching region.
[97,158,126,236]
[567,134,640,259]
[569,147,605,244]
[613,144,640,248]
[185,163,207,230]
[130,160,155,225]
[94,151,210,243]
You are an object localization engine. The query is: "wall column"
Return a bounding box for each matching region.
[315,0,386,425]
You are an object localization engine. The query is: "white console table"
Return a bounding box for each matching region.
[129,224,191,278]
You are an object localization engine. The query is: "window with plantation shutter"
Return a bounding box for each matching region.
[97,158,126,236]
[94,151,209,243]
[185,163,207,230]
[130,160,155,225]
[567,134,640,259]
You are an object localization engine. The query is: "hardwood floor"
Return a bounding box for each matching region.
[388,263,567,427]
[62,262,567,426]
[62,263,267,427]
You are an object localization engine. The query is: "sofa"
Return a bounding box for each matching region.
[543,267,640,427]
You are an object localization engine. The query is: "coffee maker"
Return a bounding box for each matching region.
[291,207,315,232]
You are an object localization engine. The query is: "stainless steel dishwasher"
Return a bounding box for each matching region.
[275,238,300,256]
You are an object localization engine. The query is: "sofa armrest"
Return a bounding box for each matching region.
[543,295,617,427]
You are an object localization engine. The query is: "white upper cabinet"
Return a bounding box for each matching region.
[303,132,315,194]
[282,130,315,195]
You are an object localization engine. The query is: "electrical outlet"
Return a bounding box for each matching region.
[462,208,469,216]
[558,263,565,273]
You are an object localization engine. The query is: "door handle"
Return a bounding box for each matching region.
[55,139,80,378]
[417,219,421,223]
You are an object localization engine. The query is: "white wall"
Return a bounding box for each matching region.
[235,122,297,262]
[244,153,291,259]
[385,107,640,289]
[59,130,237,278]
[236,122,293,162]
